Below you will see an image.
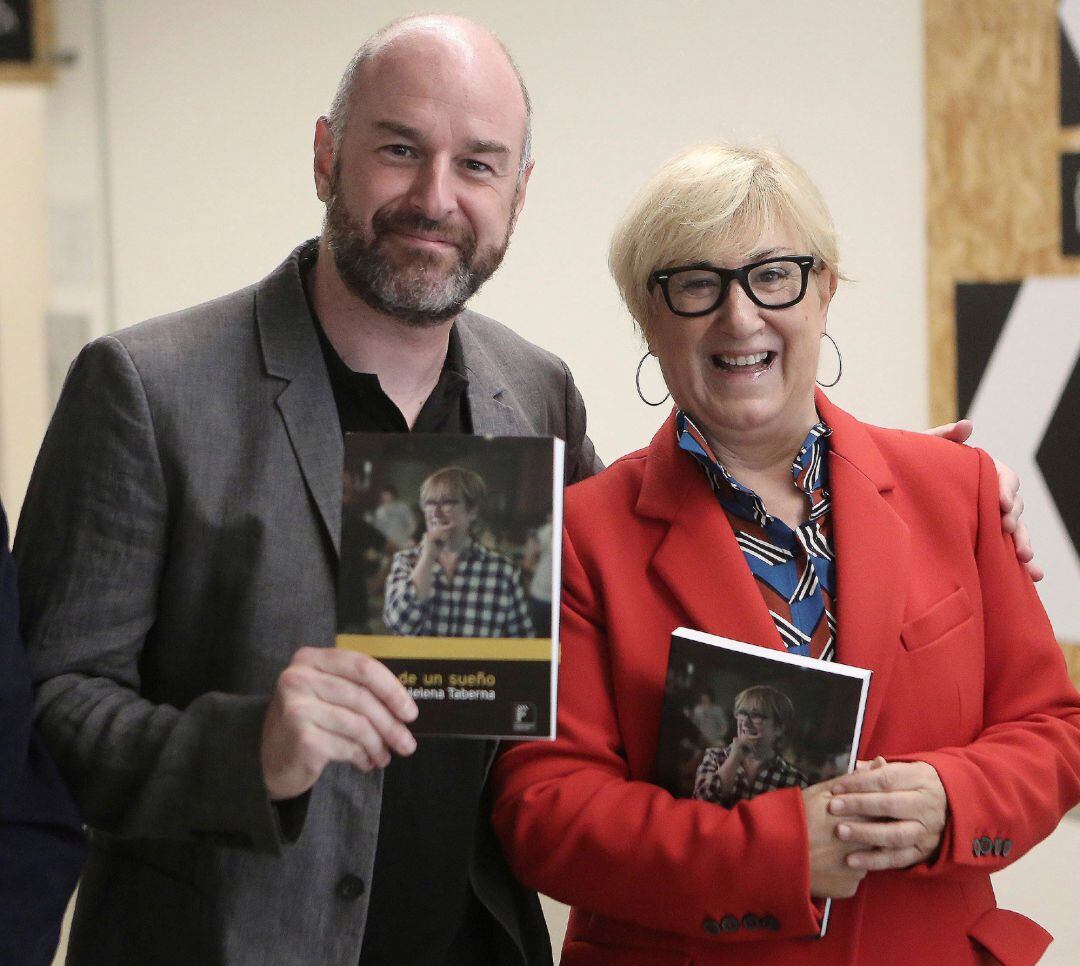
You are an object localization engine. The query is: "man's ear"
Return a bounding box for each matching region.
[314,116,336,203]
[510,158,535,229]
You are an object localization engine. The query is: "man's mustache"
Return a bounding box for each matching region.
[372,210,475,251]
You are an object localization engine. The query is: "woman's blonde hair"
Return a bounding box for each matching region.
[734,684,796,734]
[608,143,841,339]
[419,466,486,511]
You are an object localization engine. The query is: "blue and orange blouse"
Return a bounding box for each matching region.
[675,411,836,662]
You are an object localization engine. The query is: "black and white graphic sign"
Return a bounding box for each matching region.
[1063,0,1080,126]
[956,279,1080,641]
[0,0,32,63]
[1063,153,1080,255]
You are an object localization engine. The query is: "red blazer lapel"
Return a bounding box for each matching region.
[637,412,784,652]
[818,392,911,749]
[632,399,912,750]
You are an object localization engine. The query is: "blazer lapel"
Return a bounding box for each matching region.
[256,247,344,557]
[639,398,913,750]
[639,413,783,650]
[817,393,910,748]
[456,312,536,437]
[466,376,523,437]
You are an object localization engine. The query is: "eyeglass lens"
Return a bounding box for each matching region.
[424,498,461,511]
[666,258,806,313]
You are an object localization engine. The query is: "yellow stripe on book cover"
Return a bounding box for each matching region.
[337,635,554,661]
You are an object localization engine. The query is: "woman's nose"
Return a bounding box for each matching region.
[713,281,765,337]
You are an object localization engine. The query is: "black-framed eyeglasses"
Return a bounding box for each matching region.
[649,255,817,316]
[734,709,771,725]
[423,498,462,511]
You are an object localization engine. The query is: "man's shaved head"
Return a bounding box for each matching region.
[326,15,533,176]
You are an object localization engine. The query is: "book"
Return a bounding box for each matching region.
[336,433,563,740]
[652,627,872,937]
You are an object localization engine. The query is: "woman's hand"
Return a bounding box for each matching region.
[827,759,947,871]
[410,525,455,601]
[728,733,756,762]
[712,738,753,799]
[802,781,869,898]
[419,521,455,554]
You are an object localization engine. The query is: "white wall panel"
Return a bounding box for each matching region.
[96,0,926,464]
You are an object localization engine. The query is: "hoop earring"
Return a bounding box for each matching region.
[636,352,670,406]
[817,332,842,388]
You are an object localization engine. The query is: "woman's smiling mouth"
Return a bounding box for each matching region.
[711,351,776,374]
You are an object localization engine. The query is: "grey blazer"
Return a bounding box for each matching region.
[15,245,600,965]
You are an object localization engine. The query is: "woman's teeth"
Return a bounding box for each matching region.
[713,351,771,370]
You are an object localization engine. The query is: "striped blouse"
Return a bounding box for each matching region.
[675,411,836,661]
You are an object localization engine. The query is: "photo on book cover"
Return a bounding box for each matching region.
[653,628,871,806]
[653,629,870,938]
[336,433,563,740]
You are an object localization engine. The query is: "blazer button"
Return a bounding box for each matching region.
[702,917,723,935]
[978,835,993,856]
[335,874,366,901]
[762,915,781,932]
[742,914,761,930]
[720,915,740,932]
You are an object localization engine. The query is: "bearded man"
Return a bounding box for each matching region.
[14,15,596,965]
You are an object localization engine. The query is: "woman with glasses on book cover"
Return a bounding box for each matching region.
[491,143,1080,965]
[694,684,809,807]
[383,465,534,639]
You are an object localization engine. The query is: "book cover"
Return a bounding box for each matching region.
[653,627,871,936]
[336,433,563,740]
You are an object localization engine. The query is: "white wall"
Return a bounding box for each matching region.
[88,0,926,467]
[0,85,51,519]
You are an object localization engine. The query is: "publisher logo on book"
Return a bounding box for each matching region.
[512,702,538,733]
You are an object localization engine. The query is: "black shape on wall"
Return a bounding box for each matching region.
[0,0,33,63]
[1036,353,1080,554]
[955,282,1021,418]
[1063,154,1080,256]
[1062,20,1080,126]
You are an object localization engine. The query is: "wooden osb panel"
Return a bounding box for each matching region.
[927,0,1080,677]
[0,1,54,84]
[927,0,1079,424]
[1066,643,1080,685]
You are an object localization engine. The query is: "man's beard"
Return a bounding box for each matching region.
[322,184,513,327]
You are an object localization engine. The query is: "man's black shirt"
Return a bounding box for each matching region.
[304,262,500,965]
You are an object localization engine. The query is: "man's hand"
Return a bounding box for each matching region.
[827,759,947,871]
[992,460,1043,581]
[802,781,869,898]
[927,418,974,446]
[260,646,418,801]
[927,420,1042,582]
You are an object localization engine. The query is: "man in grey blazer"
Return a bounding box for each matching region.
[16,15,594,965]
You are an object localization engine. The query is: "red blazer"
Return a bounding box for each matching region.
[492,394,1080,966]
